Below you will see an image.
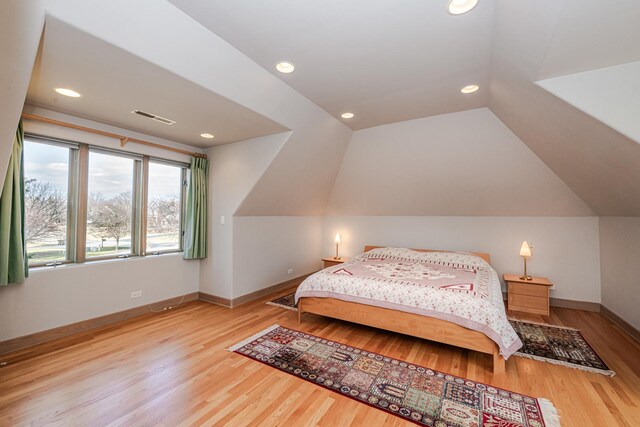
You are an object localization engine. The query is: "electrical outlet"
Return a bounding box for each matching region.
[130,290,142,299]
[287,268,294,275]
[220,216,225,225]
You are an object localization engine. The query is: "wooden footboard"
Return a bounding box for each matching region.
[298,297,505,374]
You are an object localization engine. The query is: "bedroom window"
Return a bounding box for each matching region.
[23,133,189,266]
[86,149,140,259]
[146,161,186,254]
[23,138,77,266]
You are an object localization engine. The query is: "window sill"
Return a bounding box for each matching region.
[29,251,185,273]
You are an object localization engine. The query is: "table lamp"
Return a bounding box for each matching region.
[519,240,532,280]
[334,232,341,259]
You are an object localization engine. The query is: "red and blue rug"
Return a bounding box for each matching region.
[229,324,560,426]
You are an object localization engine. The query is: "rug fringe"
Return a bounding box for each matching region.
[538,398,561,427]
[266,301,298,312]
[227,324,281,352]
[508,318,579,331]
[515,352,615,377]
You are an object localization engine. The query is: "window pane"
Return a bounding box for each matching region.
[86,151,134,258]
[23,140,70,265]
[147,163,182,252]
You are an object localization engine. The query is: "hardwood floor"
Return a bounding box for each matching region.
[1,290,639,426]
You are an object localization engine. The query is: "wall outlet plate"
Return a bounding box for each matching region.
[287,268,294,275]
[130,290,142,299]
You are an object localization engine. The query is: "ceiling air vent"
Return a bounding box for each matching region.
[131,110,176,125]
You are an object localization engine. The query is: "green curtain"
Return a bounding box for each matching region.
[183,156,209,259]
[0,121,28,285]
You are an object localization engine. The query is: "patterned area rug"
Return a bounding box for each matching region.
[508,320,614,377]
[266,293,298,311]
[267,293,614,377]
[229,325,560,426]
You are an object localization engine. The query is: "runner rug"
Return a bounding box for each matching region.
[229,324,561,426]
[267,293,614,377]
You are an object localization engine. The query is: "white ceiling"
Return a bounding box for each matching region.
[27,17,287,148]
[168,0,496,130]
[536,0,640,79]
[537,61,640,143]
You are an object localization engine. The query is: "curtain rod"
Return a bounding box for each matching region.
[20,113,207,159]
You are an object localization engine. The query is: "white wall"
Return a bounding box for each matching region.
[323,216,601,303]
[599,217,640,330]
[0,1,44,187]
[201,133,288,299]
[233,217,322,299]
[0,254,198,341]
[326,108,593,216]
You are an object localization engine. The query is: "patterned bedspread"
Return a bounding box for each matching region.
[295,248,522,358]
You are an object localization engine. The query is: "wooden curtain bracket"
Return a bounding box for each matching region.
[20,112,207,159]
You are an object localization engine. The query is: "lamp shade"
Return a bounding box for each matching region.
[334,232,341,244]
[519,241,532,257]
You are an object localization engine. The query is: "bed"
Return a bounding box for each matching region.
[295,246,522,374]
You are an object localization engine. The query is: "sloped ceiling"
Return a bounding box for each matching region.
[0,1,44,188]
[28,17,287,147]
[537,61,640,144]
[535,0,640,79]
[489,0,640,216]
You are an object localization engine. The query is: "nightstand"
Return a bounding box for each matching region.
[322,257,347,269]
[504,274,553,316]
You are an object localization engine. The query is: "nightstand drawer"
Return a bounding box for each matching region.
[322,257,347,269]
[508,282,548,298]
[508,293,548,314]
[323,260,342,268]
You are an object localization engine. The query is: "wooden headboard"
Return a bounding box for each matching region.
[363,246,491,264]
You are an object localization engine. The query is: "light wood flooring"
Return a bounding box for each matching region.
[0,288,639,426]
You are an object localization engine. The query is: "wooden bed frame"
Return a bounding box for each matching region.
[298,246,506,374]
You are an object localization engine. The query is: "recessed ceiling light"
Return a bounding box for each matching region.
[461,84,479,94]
[200,133,215,139]
[54,87,82,98]
[448,0,478,15]
[276,62,295,74]
[341,112,354,119]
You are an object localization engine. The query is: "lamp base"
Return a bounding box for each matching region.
[520,257,533,280]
